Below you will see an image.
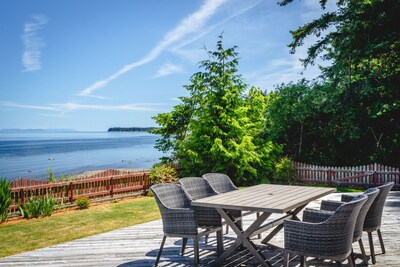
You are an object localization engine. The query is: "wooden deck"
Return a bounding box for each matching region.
[0,192,399,266]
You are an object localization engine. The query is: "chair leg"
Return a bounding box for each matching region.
[282,250,289,267]
[301,256,307,267]
[359,239,368,264]
[257,212,262,239]
[225,224,229,234]
[216,229,224,255]
[377,229,386,254]
[205,234,209,243]
[347,255,355,267]
[181,238,188,255]
[154,236,166,267]
[368,232,376,264]
[194,236,200,267]
[350,247,356,266]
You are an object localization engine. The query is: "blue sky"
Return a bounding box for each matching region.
[0,0,333,131]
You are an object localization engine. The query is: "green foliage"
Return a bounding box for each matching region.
[149,163,178,184]
[273,157,296,185]
[75,198,90,209]
[152,35,281,185]
[274,0,400,165]
[0,178,11,223]
[48,167,55,182]
[19,195,56,219]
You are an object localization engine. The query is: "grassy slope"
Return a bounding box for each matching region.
[0,197,160,258]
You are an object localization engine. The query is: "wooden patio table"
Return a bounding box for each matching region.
[192,184,336,267]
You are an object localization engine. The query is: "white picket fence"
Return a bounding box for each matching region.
[294,162,399,189]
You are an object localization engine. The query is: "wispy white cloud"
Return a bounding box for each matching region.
[78,0,228,97]
[2,101,166,114]
[170,0,263,63]
[155,63,184,78]
[3,101,63,111]
[21,14,48,72]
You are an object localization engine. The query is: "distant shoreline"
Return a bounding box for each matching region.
[107,127,158,132]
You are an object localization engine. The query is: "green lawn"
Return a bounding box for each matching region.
[0,197,160,258]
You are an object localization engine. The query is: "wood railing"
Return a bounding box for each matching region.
[294,162,399,189]
[8,169,150,213]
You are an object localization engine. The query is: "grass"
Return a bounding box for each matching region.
[0,196,160,258]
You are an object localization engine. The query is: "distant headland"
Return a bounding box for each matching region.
[107,127,158,132]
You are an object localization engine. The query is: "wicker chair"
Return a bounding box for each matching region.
[304,187,379,264]
[202,173,238,194]
[202,173,258,236]
[150,183,223,267]
[178,177,223,228]
[283,194,367,267]
[326,182,394,264]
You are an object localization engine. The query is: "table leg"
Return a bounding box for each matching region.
[261,204,306,245]
[212,208,272,267]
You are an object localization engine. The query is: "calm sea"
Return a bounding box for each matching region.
[0,131,163,181]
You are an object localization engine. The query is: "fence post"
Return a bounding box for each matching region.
[20,188,25,205]
[110,177,114,198]
[327,169,332,186]
[69,182,74,203]
[143,173,148,190]
[371,163,377,187]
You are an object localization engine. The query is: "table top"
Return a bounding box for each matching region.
[192,184,336,213]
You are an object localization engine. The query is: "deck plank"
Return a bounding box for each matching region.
[0,192,399,266]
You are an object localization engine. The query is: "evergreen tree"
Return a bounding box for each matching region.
[152,36,280,185]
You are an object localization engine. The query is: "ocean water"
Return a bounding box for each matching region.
[0,131,164,181]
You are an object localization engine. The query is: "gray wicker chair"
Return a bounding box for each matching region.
[150,183,223,267]
[178,177,223,228]
[202,173,238,193]
[283,194,367,267]
[304,187,379,264]
[202,173,244,234]
[327,182,394,264]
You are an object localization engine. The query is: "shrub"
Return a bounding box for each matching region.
[273,157,296,185]
[0,178,11,223]
[149,163,178,184]
[41,195,56,216]
[75,198,90,209]
[19,195,56,219]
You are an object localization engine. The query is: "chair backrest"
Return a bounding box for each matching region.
[352,188,379,242]
[150,183,191,210]
[202,173,238,193]
[364,182,394,231]
[178,177,217,200]
[321,194,367,257]
[150,183,197,236]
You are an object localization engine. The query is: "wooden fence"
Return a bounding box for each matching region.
[294,162,400,189]
[8,169,150,213]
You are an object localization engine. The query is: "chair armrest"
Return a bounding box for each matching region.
[162,208,198,235]
[341,193,357,202]
[284,219,322,250]
[303,208,334,223]
[320,200,344,211]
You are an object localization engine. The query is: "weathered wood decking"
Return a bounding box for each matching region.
[0,192,399,266]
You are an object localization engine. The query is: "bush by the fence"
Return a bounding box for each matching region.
[76,198,90,209]
[0,178,11,223]
[273,157,296,185]
[19,195,56,219]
